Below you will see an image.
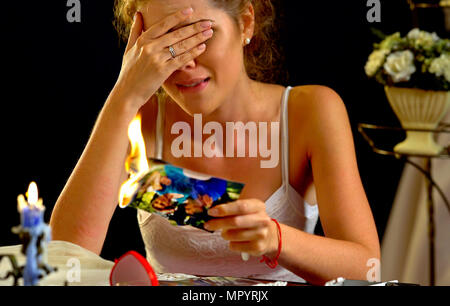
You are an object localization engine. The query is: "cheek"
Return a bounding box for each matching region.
[205,36,244,82]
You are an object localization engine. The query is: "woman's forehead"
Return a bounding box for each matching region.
[142,0,213,20]
[141,0,226,31]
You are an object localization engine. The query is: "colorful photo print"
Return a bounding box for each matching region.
[128,159,245,231]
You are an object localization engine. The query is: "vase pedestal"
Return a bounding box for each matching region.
[385,87,450,156]
[394,129,443,155]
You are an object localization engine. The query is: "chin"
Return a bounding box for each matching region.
[164,83,221,117]
[178,99,220,117]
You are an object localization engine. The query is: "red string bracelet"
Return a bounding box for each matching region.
[260,218,282,269]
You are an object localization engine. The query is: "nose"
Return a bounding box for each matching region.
[179,59,197,70]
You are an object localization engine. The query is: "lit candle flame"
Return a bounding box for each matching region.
[18,181,44,211]
[17,195,28,212]
[26,182,38,205]
[118,114,149,208]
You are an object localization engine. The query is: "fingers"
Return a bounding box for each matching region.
[208,200,265,217]
[125,12,143,53]
[166,43,207,70]
[229,241,267,256]
[132,7,212,69]
[204,214,271,231]
[161,19,213,49]
[164,19,213,47]
[163,28,213,61]
[204,199,275,257]
[221,227,269,242]
[144,7,194,40]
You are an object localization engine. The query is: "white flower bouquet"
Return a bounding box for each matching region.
[365,28,450,91]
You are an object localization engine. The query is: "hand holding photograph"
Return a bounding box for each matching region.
[122,158,245,231]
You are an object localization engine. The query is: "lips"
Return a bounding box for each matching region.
[176,77,210,87]
[175,77,211,93]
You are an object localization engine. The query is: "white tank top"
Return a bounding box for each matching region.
[137,86,319,283]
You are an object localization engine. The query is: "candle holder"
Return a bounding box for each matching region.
[0,225,58,286]
[10,222,57,286]
[0,254,22,286]
[4,182,59,286]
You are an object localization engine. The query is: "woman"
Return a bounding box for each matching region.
[50,0,380,285]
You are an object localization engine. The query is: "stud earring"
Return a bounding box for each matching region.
[245,38,251,45]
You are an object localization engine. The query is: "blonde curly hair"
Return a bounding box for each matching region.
[113,0,286,84]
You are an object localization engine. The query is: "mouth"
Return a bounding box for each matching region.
[176,77,211,93]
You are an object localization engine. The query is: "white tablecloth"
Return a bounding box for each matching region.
[381,112,450,285]
[0,240,287,286]
[0,240,114,286]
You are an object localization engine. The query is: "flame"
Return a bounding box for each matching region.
[118,114,149,208]
[18,181,44,211]
[17,194,28,212]
[26,182,38,205]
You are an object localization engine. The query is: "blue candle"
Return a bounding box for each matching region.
[21,206,44,228]
[17,182,46,286]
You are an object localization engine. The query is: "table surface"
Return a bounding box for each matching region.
[0,241,295,286]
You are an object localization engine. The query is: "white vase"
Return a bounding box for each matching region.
[384,86,450,156]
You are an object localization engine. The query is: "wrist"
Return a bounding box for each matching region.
[260,219,282,269]
[109,80,150,113]
[266,220,280,258]
[106,89,141,121]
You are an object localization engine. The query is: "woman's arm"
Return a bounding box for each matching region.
[205,85,380,285]
[50,9,212,254]
[50,93,137,254]
[290,85,380,283]
[268,85,380,284]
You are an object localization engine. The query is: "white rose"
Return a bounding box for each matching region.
[431,32,440,42]
[384,50,416,83]
[407,28,439,49]
[407,28,421,40]
[429,53,450,82]
[365,49,389,77]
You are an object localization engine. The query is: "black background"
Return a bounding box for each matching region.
[0,0,446,261]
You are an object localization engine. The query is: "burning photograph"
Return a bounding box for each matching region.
[126,159,245,231]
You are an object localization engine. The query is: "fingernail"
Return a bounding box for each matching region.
[200,20,212,28]
[198,43,206,50]
[182,7,194,15]
[202,29,213,37]
[241,253,250,261]
[204,223,211,230]
[208,208,218,216]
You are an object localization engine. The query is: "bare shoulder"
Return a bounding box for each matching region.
[289,85,346,115]
[288,85,351,157]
